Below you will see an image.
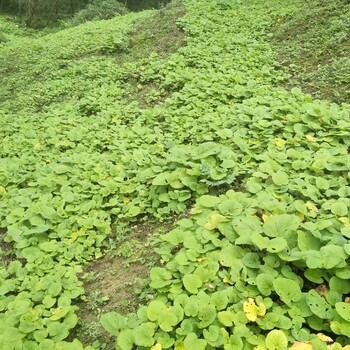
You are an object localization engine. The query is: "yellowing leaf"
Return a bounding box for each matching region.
[275,138,286,148]
[123,197,130,204]
[305,201,318,212]
[254,346,267,350]
[174,343,185,350]
[205,222,216,230]
[262,214,269,223]
[339,217,350,226]
[151,344,162,350]
[243,298,266,322]
[0,186,6,193]
[317,333,333,343]
[289,341,313,350]
[205,213,228,230]
[68,231,79,244]
[223,276,233,284]
[190,207,202,215]
[306,135,316,143]
[34,142,42,150]
[112,116,121,124]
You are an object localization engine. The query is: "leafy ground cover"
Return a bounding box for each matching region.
[1,0,350,349]
[270,0,350,103]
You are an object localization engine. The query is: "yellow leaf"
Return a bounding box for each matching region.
[205,213,228,230]
[254,346,267,350]
[68,231,79,244]
[305,201,318,212]
[298,213,305,221]
[223,276,233,284]
[275,138,286,148]
[317,333,333,343]
[112,116,121,124]
[34,143,42,150]
[205,222,216,230]
[174,343,185,350]
[262,214,269,223]
[0,186,6,193]
[190,207,202,215]
[289,341,313,350]
[123,197,130,204]
[339,217,350,226]
[306,135,316,143]
[151,344,162,350]
[243,298,266,322]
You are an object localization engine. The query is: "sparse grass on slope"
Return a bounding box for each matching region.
[270,0,350,103]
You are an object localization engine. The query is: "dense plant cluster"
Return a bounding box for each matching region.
[1,0,350,349]
[68,0,129,26]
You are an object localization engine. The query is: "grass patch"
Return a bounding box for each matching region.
[270,0,350,103]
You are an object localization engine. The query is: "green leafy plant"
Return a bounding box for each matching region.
[1,0,350,348]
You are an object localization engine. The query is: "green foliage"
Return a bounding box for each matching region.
[69,0,128,26]
[1,0,350,348]
[0,31,7,42]
[271,0,350,103]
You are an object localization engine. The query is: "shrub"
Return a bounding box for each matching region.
[69,0,129,26]
[0,31,7,43]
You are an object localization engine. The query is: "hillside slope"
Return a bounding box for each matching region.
[1,0,350,349]
[271,0,350,103]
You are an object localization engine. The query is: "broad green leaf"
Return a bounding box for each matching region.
[273,278,302,306]
[219,245,244,267]
[315,178,329,190]
[265,330,288,350]
[147,300,166,321]
[158,308,180,332]
[263,215,299,238]
[272,171,289,186]
[184,333,207,350]
[100,312,126,336]
[197,195,221,208]
[331,202,348,216]
[306,290,334,319]
[267,237,287,253]
[218,310,234,327]
[197,304,216,328]
[256,274,274,296]
[117,329,134,350]
[335,302,350,322]
[133,323,155,347]
[183,274,202,294]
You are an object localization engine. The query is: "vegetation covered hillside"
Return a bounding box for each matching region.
[1,0,350,349]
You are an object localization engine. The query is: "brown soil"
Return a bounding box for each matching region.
[75,219,175,349]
